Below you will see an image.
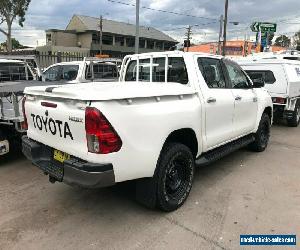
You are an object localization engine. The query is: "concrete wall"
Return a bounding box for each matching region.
[49,32,78,47]
[77,33,92,48]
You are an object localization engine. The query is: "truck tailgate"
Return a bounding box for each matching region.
[26,96,88,159]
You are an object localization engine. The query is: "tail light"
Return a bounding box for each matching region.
[85,107,122,154]
[21,97,28,130]
[272,97,286,104]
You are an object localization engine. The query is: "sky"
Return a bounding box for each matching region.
[1,0,300,47]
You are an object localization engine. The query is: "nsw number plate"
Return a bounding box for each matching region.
[53,149,70,163]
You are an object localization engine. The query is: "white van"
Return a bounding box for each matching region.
[236,58,300,127]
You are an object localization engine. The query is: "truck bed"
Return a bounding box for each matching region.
[0,80,67,121]
[0,80,49,94]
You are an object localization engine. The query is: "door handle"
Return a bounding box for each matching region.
[207,97,216,103]
[235,96,242,101]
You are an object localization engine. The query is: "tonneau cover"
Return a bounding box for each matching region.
[24,81,196,101]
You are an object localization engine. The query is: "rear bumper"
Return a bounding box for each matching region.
[22,136,115,188]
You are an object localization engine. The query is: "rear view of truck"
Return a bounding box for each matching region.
[0,59,37,156]
[238,59,300,127]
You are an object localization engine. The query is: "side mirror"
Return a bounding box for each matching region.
[252,78,265,88]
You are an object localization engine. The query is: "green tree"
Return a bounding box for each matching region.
[0,0,31,52]
[1,37,23,50]
[294,31,300,51]
[274,35,291,47]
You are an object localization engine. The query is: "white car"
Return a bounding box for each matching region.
[42,58,121,83]
[0,59,37,156]
[237,58,300,126]
[22,51,273,211]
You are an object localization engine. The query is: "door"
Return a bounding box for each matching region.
[197,57,235,149]
[223,60,258,137]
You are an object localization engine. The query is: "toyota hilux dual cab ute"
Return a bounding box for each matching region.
[236,58,300,127]
[22,52,273,211]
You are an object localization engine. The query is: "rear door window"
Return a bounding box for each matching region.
[167,57,189,84]
[198,58,226,88]
[246,70,276,84]
[61,65,79,81]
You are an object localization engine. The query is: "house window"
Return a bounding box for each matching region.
[164,42,173,51]
[139,39,145,48]
[147,40,154,49]
[126,37,135,47]
[156,41,163,50]
[102,35,113,45]
[92,33,100,43]
[115,36,124,46]
[46,34,52,44]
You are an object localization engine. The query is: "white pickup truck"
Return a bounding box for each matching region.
[41,57,122,83]
[22,52,273,211]
[236,58,300,126]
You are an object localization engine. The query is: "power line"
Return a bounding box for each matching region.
[107,0,218,21]
[163,21,219,31]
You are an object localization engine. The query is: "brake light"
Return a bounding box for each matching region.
[21,97,28,130]
[85,107,122,154]
[272,97,286,104]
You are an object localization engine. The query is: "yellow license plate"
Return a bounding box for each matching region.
[53,149,70,163]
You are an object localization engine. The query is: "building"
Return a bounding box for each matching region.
[186,40,255,57]
[186,40,290,56]
[38,15,178,57]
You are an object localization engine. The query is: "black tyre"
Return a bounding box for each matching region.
[287,102,300,127]
[136,143,194,212]
[249,113,271,152]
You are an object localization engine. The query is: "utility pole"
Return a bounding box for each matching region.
[222,0,229,56]
[185,26,192,52]
[99,15,103,55]
[135,0,140,54]
[218,15,223,55]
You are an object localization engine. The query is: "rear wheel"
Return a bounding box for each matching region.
[136,143,194,212]
[249,113,270,152]
[287,102,300,127]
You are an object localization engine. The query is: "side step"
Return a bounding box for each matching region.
[195,134,255,167]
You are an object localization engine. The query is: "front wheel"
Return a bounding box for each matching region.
[136,143,195,212]
[249,113,271,152]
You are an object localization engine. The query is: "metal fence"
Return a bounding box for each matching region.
[0,51,91,69]
[37,51,91,69]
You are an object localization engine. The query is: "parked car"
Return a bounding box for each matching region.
[41,57,122,83]
[237,58,300,126]
[22,51,272,211]
[0,58,39,156]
